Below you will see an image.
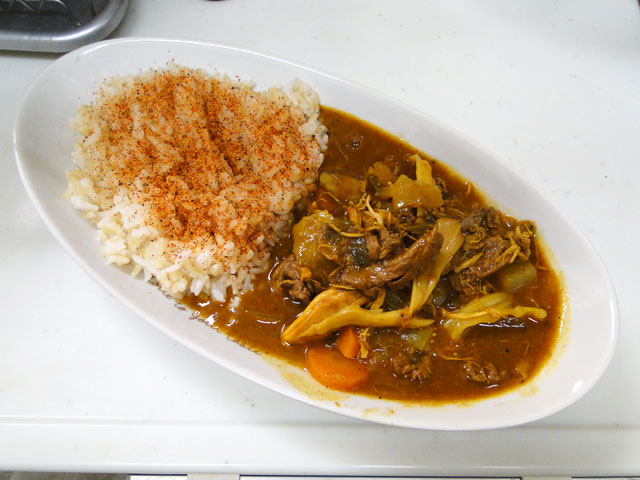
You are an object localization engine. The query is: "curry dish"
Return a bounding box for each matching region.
[184,106,563,402]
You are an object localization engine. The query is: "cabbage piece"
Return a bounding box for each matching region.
[281,287,434,344]
[414,154,437,186]
[494,261,538,292]
[366,161,396,186]
[441,292,547,343]
[409,218,464,314]
[292,210,336,280]
[376,154,442,209]
[400,327,436,351]
[319,172,366,203]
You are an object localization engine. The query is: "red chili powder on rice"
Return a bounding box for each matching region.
[64,65,327,304]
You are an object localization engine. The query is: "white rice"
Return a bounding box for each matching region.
[64,65,326,303]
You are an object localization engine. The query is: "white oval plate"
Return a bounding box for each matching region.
[15,38,618,430]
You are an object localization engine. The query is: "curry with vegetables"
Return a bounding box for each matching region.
[184,106,564,403]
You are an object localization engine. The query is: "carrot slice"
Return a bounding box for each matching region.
[337,326,361,359]
[305,346,370,391]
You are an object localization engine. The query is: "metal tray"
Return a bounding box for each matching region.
[0,0,128,52]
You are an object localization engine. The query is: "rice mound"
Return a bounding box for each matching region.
[64,65,327,305]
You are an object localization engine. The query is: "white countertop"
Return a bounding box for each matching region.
[1,0,640,474]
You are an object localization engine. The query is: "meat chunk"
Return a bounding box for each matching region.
[462,361,503,385]
[378,229,404,260]
[459,208,488,251]
[464,236,511,278]
[460,207,505,246]
[270,254,313,304]
[460,207,489,234]
[365,234,381,262]
[323,228,398,268]
[509,220,536,260]
[390,348,432,382]
[451,235,513,299]
[331,229,443,293]
[453,209,538,299]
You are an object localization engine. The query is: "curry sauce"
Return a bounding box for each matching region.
[183,106,563,403]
